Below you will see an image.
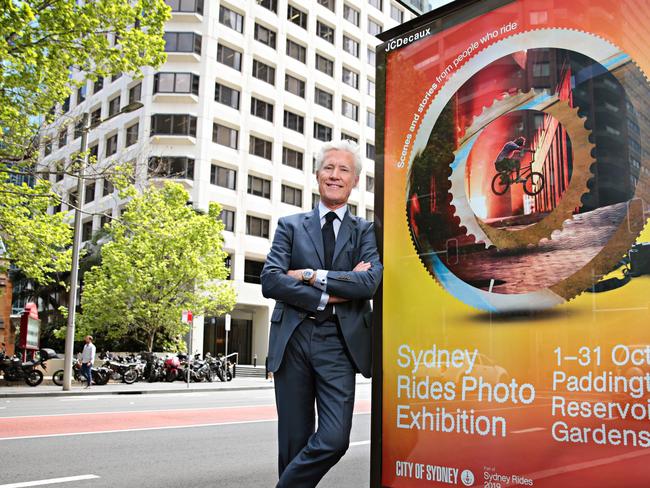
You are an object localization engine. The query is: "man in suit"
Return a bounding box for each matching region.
[261,140,383,488]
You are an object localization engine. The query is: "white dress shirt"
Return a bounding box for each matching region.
[313,202,348,310]
[81,342,96,364]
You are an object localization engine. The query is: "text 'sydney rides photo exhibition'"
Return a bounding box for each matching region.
[373,0,650,487]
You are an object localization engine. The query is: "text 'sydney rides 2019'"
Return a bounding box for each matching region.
[375,0,650,487]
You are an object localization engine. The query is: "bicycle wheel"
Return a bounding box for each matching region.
[491,172,511,195]
[523,172,545,196]
[52,370,64,386]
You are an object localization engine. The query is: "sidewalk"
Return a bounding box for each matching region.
[0,375,372,398]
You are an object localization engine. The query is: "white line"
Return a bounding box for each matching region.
[58,392,210,401]
[0,411,370,441]
[511,427,546,434]
[350,440,370,447]
[0,475,99,488]
[524,449,650,482]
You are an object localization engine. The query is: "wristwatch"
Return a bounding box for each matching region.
[302,268,315,284]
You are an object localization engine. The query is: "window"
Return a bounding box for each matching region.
[211,165,237,189]
[77,84,87,104]
[82,221,93,242]
[343,35,359,57]
[217,44,242,70]
[246,216,270,239]
[154,73,199,95]
[102,179,114,197]
[286,39,306,63]
[316,21,334,43]
[89,144,99,162]
[315,87,333,109]
[314,122,332,141]
[74,119,84,139]
[108,95,120,117]
[390,3,403,22]
[164,32,202,54]
[343,4,359,26]
[254,23,276,48]
[367,79,376,96]
[252,59,276,85]
[341,133,357,143]
[220,209,235,232]
[342,67,359,89]
[318,0,335,11]
[316,54,334,76]
[68,190,78,208]
[219,5,243,32]
[259,0,277,12]
[213,123,238,149]
[366,209,374,221]
[368,19,382,35]
[92,77,104,94]
[126,122,139,146]
[533,62,550,77]
[312,193,320,208]
[58,129,67,148]
[287,5,307,28]
[366,174,375,192]
[62,96,70,113]
[44,140,52,156]
[244,259,265,283]
[281,185,302,207]
[148,156,195,179]
[283,110,304,133]
[165,0,203,14]
[85,182,95,204]
[247,175,271,199]
[90,108,101,127]
[100,214,111,229]
[367,47,376,66]
[367,110,375,128]
[215,83,240,109]
[342,100,358,121]
[369,0,382,10]
[285,74,305,97]
[105,134,118,157]
[348,203,357,216]
[366,142,375,159]
[282,147,303,170]
[250,97,274,122]
[150,114,198,137]
[129,83,141,104]
[249,136,273,160]
[111,73,122,82]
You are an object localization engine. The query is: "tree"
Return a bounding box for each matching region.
[77,183,237,352]
[0,0,170,282]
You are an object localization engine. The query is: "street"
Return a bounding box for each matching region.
[0,384,372,488]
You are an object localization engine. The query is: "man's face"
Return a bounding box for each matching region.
[316,149,359,209]
[84,336,91,344]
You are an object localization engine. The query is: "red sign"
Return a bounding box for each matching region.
[19,303,40,351]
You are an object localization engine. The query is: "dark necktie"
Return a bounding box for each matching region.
[315,211,338,322]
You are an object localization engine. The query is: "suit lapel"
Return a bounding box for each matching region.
[303,207,324,268]
[333,212,356,266]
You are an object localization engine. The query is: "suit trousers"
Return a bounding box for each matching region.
[274,318,356,488]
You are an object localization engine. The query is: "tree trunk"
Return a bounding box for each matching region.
[147,330,156,352]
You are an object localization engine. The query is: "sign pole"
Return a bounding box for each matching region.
[224,313,231,380]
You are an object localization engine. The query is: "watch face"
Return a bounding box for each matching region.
[303,269,314,281]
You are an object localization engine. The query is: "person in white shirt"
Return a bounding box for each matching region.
[80,335,96,389]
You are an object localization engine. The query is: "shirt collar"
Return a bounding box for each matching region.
[318,201,347,222]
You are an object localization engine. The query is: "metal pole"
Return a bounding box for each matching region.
[187,316,192,389]
[224,314,230,380]
[63,112,89,391]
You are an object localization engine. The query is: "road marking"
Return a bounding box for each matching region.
[0,411,370,441]
[511,427,546,434]
[0,474,99,487]
[59,392,210,401]
[524,449,650,481]
[350,440,370,447]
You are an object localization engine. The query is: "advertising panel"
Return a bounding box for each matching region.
[374,0,650,486]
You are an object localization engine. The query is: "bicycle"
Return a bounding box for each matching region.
[491,163,545,196]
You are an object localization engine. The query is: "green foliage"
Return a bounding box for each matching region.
[78,183,237,351]
[0,0,170,283]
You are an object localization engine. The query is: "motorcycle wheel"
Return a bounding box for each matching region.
[165,370,177,382]
[226,369,233,382]
[52,370,64,386]
[25,369,44,387]
[122,369,137,384]
[206,369,214,383]
[94,370,109,386]
[216,368,225,382]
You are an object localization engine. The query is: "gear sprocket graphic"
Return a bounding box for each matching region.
[448,90,596,250]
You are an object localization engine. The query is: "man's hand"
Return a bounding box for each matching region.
[287,270,303,281]
[352,261,371,272]
[328,295,348,304]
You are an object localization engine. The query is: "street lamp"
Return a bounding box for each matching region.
[62,101,143,391]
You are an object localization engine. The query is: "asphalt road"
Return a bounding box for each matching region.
[0,385,372,488]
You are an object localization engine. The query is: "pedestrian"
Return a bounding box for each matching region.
[81,335,96,389]
[261,139,383,488]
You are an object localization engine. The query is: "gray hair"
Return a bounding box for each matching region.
[315,140,363,176]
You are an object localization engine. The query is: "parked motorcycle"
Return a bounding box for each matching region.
[0,348,58,387]
[164,355,183,382]
[51,360,110,386]
[182,354,214,382]
[102,357,138,384]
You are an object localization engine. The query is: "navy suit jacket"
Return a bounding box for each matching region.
[261,206,383,378]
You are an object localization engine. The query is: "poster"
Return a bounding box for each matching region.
[375,0,650,486]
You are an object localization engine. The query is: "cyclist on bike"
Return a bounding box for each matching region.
[494,136,533,183]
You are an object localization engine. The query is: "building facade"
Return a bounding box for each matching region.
[39,0,412,363]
